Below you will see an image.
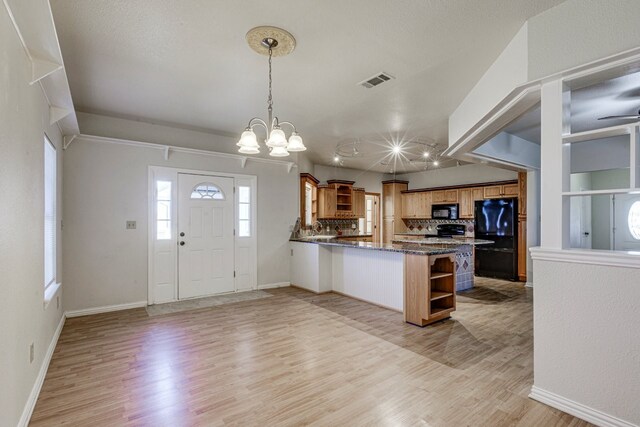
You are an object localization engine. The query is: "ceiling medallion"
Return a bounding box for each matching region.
[237,26,305,157]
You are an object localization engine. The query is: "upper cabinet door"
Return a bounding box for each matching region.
[483,185,503,199]
[459,189,473,218]
[484,184,519,198]
[502,183,520,197]
[353,189,365,218]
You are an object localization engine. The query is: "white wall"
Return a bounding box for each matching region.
[474,132,541,170]
[532,258,640,425]
[313,164,385,194]
[63,124,298,312]
[528,0,640,81]
[396,164,517,190]
[77,111,309,168]
[449,23,529,146]
[0,5,65,425]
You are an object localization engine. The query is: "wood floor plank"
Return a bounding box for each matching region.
[30,278,592,426]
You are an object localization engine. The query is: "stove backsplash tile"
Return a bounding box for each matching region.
[405,219,475,236]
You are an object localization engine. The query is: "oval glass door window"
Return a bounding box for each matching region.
[628,201,640,240]
[191,183,225,200]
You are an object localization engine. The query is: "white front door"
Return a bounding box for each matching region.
[613,194,640,251]
[178,173,235,299]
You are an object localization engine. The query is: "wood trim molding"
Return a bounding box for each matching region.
[401,180,518,193]
[299,173,319,184]
[327,179,356,185]
[530,247,640,269]
[382,179,409,184]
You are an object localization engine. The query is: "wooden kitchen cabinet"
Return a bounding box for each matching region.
[317,186,336,219]
[459,189,473,219]
[401,191,432,219]
[352,188,365,218]
[318,180,359,219]
[299,173,319,227]
[404,253,457,327]
[382,180,408,242]
[484,184,519,199]
[431,189,458,204]
[401,192,417,218]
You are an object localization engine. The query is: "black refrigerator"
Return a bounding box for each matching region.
[474,198,518,281]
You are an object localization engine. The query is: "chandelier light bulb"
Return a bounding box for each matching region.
[237,129,258,148]
[269,145,290,157]
[333,155,340,163]
[266,127,288,148]
[423,151,430,158]
[433,160,439,166]
[238,145,260,154]
[286,132,306,152]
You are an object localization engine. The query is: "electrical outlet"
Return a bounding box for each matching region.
[29,343,34,364]
[291,249,293,256]
[126,221,136,230]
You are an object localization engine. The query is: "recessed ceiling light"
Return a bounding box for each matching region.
[392,146,401,154]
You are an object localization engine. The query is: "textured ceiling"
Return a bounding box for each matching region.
[50,0,566,172]
[502,70,640,146]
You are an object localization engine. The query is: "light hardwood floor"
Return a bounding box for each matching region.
[30,278,591,426]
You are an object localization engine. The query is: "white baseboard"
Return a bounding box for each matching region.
[529,386,637,427]
[525,282,533,288]
[65,300,147,318]
[18,314,66,427]
[258,282,290,290]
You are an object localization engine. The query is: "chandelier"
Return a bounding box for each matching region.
[237,26,306,157]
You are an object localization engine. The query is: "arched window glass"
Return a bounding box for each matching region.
[628,201,640,240]
[191,183,225,200]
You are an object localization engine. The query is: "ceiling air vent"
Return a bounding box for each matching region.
[358,72,395,88]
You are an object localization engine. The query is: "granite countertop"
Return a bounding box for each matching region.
[392,237,494,246]
[290,238,457,255]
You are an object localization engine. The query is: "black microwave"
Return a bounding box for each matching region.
[432,204,458,220]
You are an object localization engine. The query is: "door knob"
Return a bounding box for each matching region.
[179,241,186,246]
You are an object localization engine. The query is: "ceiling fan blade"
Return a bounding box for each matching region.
[597,115,640,120]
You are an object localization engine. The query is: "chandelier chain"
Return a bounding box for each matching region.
[267,47,273,113]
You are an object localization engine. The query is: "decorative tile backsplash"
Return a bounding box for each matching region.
[405,219,475,236]
[319,219,360,235]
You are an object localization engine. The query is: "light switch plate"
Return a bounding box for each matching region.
[126,221,136,230]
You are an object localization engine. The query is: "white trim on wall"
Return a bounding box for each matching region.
[17,314,65,427]
[529,386,637,427]
[530,247,640,269]
[65,301,148,318]
[75,134,297,172]
[258,282,291,290]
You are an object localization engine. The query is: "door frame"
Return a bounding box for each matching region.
[366,192,381,243]
[148,166,258,305]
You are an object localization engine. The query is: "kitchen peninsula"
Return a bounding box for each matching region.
[393,237,493,291]
[290,236,491,326]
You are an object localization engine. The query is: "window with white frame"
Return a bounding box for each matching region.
[156,181,172,240]
[238,186,251,237]
[44,136,56,289]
